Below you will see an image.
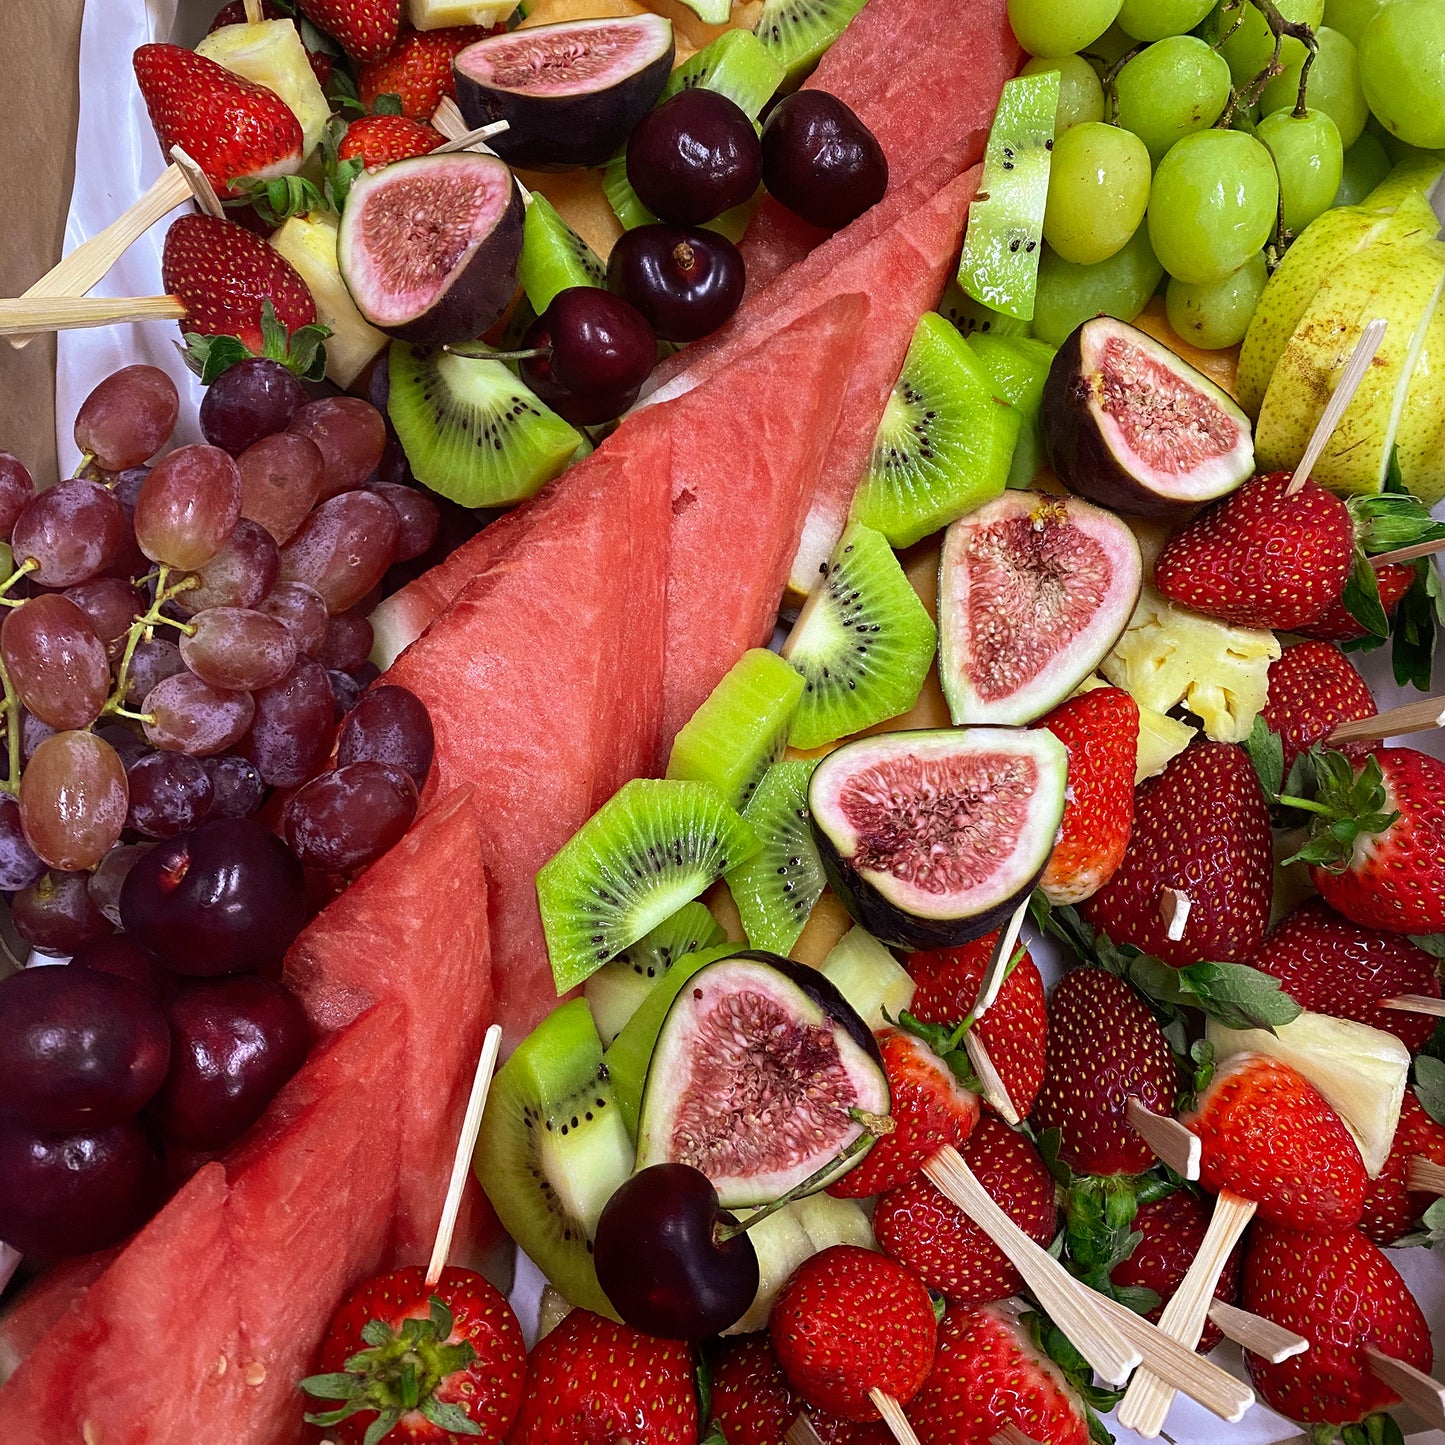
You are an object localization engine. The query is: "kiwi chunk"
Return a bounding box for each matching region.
[957,70,1061,324]
[661,29,786,119]
[518,194,606,314]
[851,312,1020,548]
[781,521,937,750]
[665,648,806,810]
[473,998,633,1317]
[752,0,868,87]
[583,901,727,1046]
[387,344,582,507]
[537,779,759,992]
[967,332,1057,489]
[940,279,1031,339]
[724,759,825,956]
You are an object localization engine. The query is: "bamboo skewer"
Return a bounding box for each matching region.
[1284,319,1388,498]
[1158,887,1192,943]
[1365,1347,1445,1428]
[1383,995,1445,1020]
[243,0,264,20]
[971,898,1029,1023]
[784,1415,825,1445]
[1370,537,1445,569]
[1407,1156,1445,1194]
[1126,1098,1202,1180]
[433,120,515,156]
[963,1030,1020,1127]
[869,1389,923,1445]
[1207,1299,1310,1364]
[1115,1192,1257,1438]
[990,1427,1041,1445]
[0,296,188,337]
[1328,696,1445,745]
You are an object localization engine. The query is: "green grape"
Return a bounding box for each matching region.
[1333,130,1393,203]
[1147,129,1279,285]
[1008,0,1123,57]
[1085,22,1140,67]
[1115,36,1233,163]
[1023,54,1105,134]
[1031,228,1166,347]
[1117,0,1215,40]
[1258,107,1345,235]
[1211,0,1326,87]
[1260,27,1367,147]
[1360,0,1445,150]
[1165,251,1268,348]
[1324,0,1389,47]
[1043,122,1152,266]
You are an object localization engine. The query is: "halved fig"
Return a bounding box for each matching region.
[635,951,889,1208]
[337,153,524,345]
[809,729,1068,951]
[938,489,1142,726]
[454,16,675,171]
[1043,315,1255,517]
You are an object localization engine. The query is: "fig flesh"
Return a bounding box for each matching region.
[454,16,675,171]
[337,153,524,346]
[938,489,1142,726]
[1043,315,1254,517]
[809,729,1068,950]
[635,951,889,1208]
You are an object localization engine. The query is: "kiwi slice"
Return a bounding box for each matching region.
[665,648,806,810]
[537,779,760,993]
[387,344,582,507]
[957,70,1061,324]
[850,312,1020,548]
[780,521,937,751]
[724,759,825,956]
[752,0,868,87]
[472,997,633,1317]
[661,29,786,120]
[583,901,727,1046]
[518,194,606,314]
[939,278,1030,339]
[967,332,1057,489]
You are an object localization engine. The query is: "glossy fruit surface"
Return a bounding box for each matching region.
[337,684,434,790]
[199,357,308,455]
[627,88,762,226]
[519,287,656,425]
[760,91,888,231]
[282,761,418,873]
[607,224,745,342]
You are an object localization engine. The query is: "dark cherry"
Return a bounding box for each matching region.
[0,1115,163,1256]
[149,974,310,1151]
[337,684,434,791]
[593,1162,759,1340]
[760,91,889,231]
[626,89,763,226]
[0,965,170,1131]
[199,357,309,455]
[71,935,165,994]
[118,818,307,975]
[606,225,746,343]
[519,288,657,427]
[12,871,113,955]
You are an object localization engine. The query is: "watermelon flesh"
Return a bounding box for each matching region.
[0,1250,117,1385]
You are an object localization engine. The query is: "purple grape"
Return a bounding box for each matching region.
[126,751,216,838]
[202,754,266,820]
[199,357,309,455]
[282,761,418,873]
[240,657,334,788]
[336,685,434,790]
[0,454,38,539]
[0,793,45,891]
[12,871,113,955]
[606,225,745,343]
[369,482,439,562]
[626,89,762,226]
[317,610,374,673]
[329,669,365,718]
[124,638,187,708]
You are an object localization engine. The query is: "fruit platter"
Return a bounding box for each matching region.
[1,0,1445,1441]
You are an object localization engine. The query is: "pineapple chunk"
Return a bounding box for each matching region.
[196,21,329,159]
[1075,674,1195,782]
[1206,1011,1410,1177]
[411,0,521,28]
[1102,586,1279,745]
[820,927,916,1031]
[269,212,387,389]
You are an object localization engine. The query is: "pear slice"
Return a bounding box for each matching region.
[820,926,916,1032]
[411,0,522,28]
[1363,153,1445,211]
[196,20,329,159]
[1206,1011,1410,1177]
[1393,289,1445,504]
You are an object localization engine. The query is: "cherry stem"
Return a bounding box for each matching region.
[443,343,550,362]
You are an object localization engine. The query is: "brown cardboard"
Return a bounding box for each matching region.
[0,0,85,483]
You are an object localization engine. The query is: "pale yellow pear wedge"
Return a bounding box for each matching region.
[412,0,524,28]
[1393,293,1445,504]
[1362,153,1445,212]
[197,20,330,158]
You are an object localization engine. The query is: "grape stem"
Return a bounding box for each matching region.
[104,566,197,717]
[1099,42,1149,125]
[0,557,38,609]
[1221,0,1319,125]
[1212,0,1249,51]
[0,668,19,797]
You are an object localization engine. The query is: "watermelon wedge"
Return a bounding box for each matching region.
[0,1250,117,1384]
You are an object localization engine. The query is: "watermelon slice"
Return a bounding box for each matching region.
[0,1250,117,1384]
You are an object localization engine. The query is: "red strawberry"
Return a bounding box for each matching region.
[509,1309,697,1445]
[1034,686,1139,905]
[1258,641,1377,777]
[873,1114,1057,1305]
[905,1301,1089,1445]
[300,1264,525,1444]
[133,43,304,199]
[358,25,497,118]
[770,1244,936,1422]
[1360,1090,1445,1245]
[1030,968,1177,1177]
[1082,741,1273,967]
[907,933,1049,1117]
[1290,747,1445,935]
[1297,560,1415,641]
[827,1027,979,1198]
[1153,471,1356,631]
[1241,1221,1434,1425]
[1249,898,1442,1054]
[297,0,403,61]
[338,114,444,167]
[208,1,334,85]
[1182,1052,1366,1230]
[1108,1189,1241,1352]
[161,213,316,353]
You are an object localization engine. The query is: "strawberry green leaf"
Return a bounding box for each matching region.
[1281,750,1400,873]
[1348,493,1445,554]
[1384,446,1406,494]
[231,174,326,226]
[181,333,253,385]
[1415,1056,1445,1126]
[1390,559,1445,693]
[1341,551,1390,640]
[418,1398,482,1435]
[694,1351,713,1429]
[893,1011,982,1092]
[1022,1309,1125,1420]
[1406,932,1445,958]
[363,1409,402,1445]
[1242,715,1284,800]
[373,92,405,116]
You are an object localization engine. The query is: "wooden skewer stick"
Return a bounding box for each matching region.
[1383,994,1445,1020]
[0,296,189,337]
[990,1427,1042,1445]
[0,1242,20,1296]
[1365,1347,1445,1429]
[243,0,264,20]
[784,1415,825,1445]
[1284,318,1388,498]
[1370,537,1445,569]
[869,1389,922,1445]
[1126,1098,1201,1180]
[1116,1192,1257,1438]
[424,1023,503,1288]
[433,120,514,156]
[1408,1156,1445,1194]
[971,898,1029,1023]
[924,1146,1141,1386]
[1158,887,1192,943]
[963,1030,1020,1126]
[430,99,532,201]
[1207,1299,1310,1364]
[1328,695,1445,746]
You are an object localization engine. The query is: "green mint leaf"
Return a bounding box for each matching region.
[1415,1056,1445,1126]
[1243,714,1284,800]
[1111,1283,1161,1316]
[1086,1404,1116,1445]
[1391,560,1442,693]
[418,1398,483,1435]
[1174,961,1301,1033]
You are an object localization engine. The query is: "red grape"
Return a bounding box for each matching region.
[238,431,324,545]
[369,481,439,563]
[142,672,255,756]
[73,365,180,471]
[202,754,265,820]
[278,490,399,613]
[63,576,144,659]
[1,595,111,730]
[10,478,127,587]
[18,731,129,871]
[174,519,279,613]
[0,454,38,539]
[180,607,298,691]
[336,684,434,790]
[259,580,329,657]
[286,397,386,499]
[20,709,56,765]
[240,657,333,786]
[199,357,308,455]
[328,669,365,717]
[316,610,374,672]
[13,870,113,954]
[0,793,45,891]
[125,637,186,707]
[134,445,243,570]
[282,760,418,872]
[126,751,215,838]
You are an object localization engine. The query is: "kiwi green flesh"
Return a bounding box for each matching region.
[780,521,937,751]
[518,194,606,314]
[386,343,581,508]
[724,759,825,956]
[851,312,1019,549]
[473,997,632,1317]
[752,0,869,87]
[967,332,1057,489]
[939,279,1030,339]
[661,28,785,120]
[537,779,759,993]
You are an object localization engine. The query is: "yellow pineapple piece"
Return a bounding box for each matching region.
[196,20,329,159]
[412,0,522,29]
[1074,674,1195,782]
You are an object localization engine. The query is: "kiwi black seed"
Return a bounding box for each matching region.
[752,0,869,86]
[518,194,607,314]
